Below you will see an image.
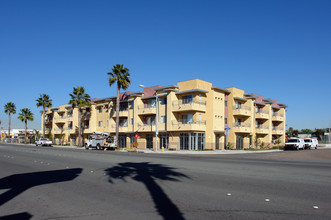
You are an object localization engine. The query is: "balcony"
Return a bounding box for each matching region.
[171,120,206,131]
[272,113,284,122]
[232,123,251,133]
[233,106,251,117]
[53,128,65,133]
[53,117,66,124]
[256,126,269,134]
[172,100,206,112]
[272,128,284,135]
[255,111,269,120]
[111,124,129,132]
[138,105,156,115]
[112,109,129,117]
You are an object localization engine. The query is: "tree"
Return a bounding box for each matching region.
[301,128,313,133]
[107,64,131,148]
[68,86,91,147]
[36,94,52,138]
[18,108,34,144]
[4,102,16,138]
[287,127,294,137]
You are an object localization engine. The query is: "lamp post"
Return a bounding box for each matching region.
[155,92,159,152]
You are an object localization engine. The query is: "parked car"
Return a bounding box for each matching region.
[35,138,52,147]
[284,138,304,150]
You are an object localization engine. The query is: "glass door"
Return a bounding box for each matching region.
[146,134,153,149]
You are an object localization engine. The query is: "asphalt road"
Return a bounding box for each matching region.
[0,144,331,220]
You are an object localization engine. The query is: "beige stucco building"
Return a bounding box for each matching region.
[44,79,287,150]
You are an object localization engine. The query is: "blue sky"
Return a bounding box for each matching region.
[0,0,330,131]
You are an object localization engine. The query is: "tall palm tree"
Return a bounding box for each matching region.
[107,64,131,148]
[68,86,91,147]
[18,108,34,144]
[36,94,52,138]
[4,102,16,138]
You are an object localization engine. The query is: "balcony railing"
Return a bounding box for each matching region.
[272,113,284,121]
[137,105,156,115]
[256,125,269,134]
[233,106,251,116]
[255,110,269,119]
[171,120,206,131]
[232,123,251,133]
[272,127,284,135]
[172,100,206,112]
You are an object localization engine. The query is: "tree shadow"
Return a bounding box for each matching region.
[105,162,189,220]
[0,168,82,208]
[0,212,32,220]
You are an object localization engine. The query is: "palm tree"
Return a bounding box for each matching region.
[36,94,52,138]
[68,86,91,147]
[18,108,34,144]
[107,64,131,148]
[4,102,16,138]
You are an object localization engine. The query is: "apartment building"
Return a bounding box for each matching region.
[44,79,287,150]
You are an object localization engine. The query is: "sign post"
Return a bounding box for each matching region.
[224,126,231,150]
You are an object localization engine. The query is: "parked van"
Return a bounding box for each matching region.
[303,138,319,149]
[285,138,305,150]
[312,138,318,149]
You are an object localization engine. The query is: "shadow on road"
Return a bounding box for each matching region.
[0,212,32,220]
[105,162,189,220]
[0,168,82,207]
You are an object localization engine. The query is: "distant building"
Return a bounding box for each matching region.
[298,132,313,138]
[0,129,36,141]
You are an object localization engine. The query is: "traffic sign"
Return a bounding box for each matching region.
[225,126,231,131]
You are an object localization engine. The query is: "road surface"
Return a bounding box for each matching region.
[0,143,330,219]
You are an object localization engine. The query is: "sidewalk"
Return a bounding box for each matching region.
[8,143,331,155]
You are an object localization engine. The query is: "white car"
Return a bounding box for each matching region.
[285,138,304,150]
[36,138,52,147]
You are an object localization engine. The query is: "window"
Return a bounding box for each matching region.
[199,114,202,122]
[160,97,167,105]
[68,121,73,130]
[182,95,193,104]
[160,116,166,123]
[99,108,102,113]
[67,110,72,117]
[131,118,134,125]
[144,116,155,125]
[145,99,156,108]
[235,101,242,109]
[225,118,228,125]
[182,114,193,124]
[98,121,103,127]
[130,102,134,109]
[255,106,263,113]
[225,100,228,107]
[235,118,242,126]
[119,118,128,127]
[119,103,128,111]
[199,94,202,102]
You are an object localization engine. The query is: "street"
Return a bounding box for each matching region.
[0,144,331,220]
